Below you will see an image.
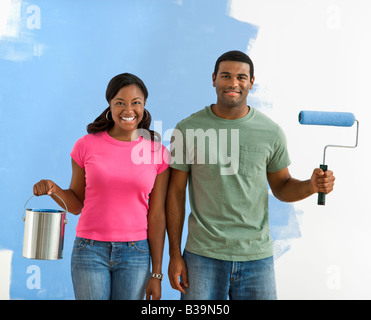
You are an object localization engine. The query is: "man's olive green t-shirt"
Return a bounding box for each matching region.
[171,105,291,261]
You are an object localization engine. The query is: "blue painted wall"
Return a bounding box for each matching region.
[1,0,299,299]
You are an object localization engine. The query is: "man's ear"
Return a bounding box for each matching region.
[250,76,255,90]
[212,73,216,87]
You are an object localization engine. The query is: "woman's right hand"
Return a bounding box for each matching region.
[33,179,59,196]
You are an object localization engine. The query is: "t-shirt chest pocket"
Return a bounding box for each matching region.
[238,145,267,177]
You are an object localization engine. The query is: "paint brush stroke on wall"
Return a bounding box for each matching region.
[269,194,303,259]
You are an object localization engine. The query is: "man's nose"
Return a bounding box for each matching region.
[228,77,239,87]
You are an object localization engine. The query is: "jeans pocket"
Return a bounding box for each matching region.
[73,237,89,251]
[133,240,150,253]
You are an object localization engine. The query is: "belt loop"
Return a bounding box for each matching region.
[89,239,94,245]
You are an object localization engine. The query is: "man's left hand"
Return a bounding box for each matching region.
[311,168,335,194]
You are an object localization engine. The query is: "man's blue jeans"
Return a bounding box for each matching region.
[181,250,277,300]
[71,237,150,300]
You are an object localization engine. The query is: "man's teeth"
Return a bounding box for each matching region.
[121,116,135,121]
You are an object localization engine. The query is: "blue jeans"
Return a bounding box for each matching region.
[71,237,150,300]
[181,250,277,300]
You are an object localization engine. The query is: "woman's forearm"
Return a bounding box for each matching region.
[147,210,166,274]
[50,186,84,215]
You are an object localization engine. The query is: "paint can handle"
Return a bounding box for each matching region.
[22,193,69,221]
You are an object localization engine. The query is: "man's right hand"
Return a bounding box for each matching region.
[168,255,189,294]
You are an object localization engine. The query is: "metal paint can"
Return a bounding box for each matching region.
[22,194,68,260]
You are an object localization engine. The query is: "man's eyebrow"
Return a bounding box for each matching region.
[113,97,143,101]
[220,71,249,77]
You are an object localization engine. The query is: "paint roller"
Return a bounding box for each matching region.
[298,110,359,205]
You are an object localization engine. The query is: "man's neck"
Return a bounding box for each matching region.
[211,103,250,120]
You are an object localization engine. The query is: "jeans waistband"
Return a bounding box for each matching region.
[75,237,147,247]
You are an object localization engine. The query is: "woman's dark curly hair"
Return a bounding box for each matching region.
[86,73,160,142]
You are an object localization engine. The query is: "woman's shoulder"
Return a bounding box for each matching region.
[147,139,169,153]
[77,131,105,143]
[72,132,105,152]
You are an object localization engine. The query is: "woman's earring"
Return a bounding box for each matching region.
[142,109,149,121]
[106,110,112,122]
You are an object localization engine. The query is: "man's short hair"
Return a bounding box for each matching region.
[214,50,254,80]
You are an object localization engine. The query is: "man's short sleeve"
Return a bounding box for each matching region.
[170,124,191,172]
[267,126,291,173]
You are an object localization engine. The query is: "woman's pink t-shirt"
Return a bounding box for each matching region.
[70,131,170,242]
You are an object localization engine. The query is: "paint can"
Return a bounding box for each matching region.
[22,194,68,260]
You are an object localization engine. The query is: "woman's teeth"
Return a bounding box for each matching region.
[121,116,136,121]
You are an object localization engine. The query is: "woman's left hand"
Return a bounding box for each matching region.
[145,278,162,300]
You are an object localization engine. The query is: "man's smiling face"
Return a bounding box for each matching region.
[212,60,255,109]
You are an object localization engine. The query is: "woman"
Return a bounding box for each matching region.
[33,73,170,300]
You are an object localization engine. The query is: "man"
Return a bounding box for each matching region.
[166,50,335,300]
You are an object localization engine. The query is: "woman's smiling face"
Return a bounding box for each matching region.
[109,84,146,140]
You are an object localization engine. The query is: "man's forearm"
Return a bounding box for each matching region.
[272,178,315,203]
[166,189,186,257]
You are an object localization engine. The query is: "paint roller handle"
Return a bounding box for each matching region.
[318,164,328,205]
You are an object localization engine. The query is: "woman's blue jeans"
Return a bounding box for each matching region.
[181,250,277,300]
[71,237,150,300]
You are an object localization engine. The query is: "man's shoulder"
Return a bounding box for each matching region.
[251,108,279,128]
[176,106,209,128]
